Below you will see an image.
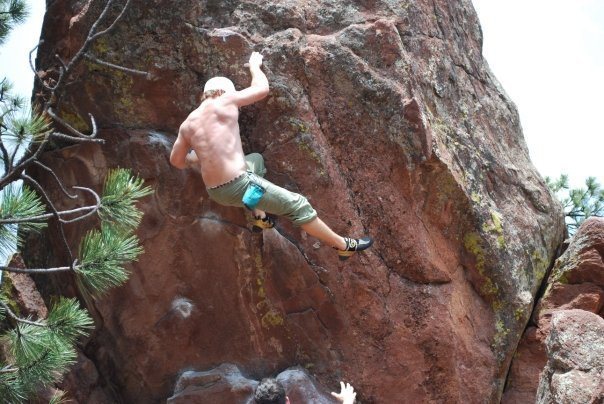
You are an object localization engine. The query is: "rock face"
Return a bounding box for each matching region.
[28,0,564,402]
[3,254,48,319]
[535,310,604,404]
[503,217,604,403]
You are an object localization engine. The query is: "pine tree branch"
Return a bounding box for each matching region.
[15,179,102,225]
[0,300,45,327]
[0,265,72,274]
[0,137,49,189]
[0,205,96,224]
[21,174,74,262]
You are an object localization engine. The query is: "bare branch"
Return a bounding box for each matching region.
[90,0,132,40]
[46,107,95,139]
[61,186,102,223]
[51,0,116,94]
[89,113,98,137]
[50,131,105,144]
[0,138,49,189]
[0,300,46,327]
[0,366,18,374]
[33,160,78,199]
[8,137,20,168]
[29,40,53,91]
[0,265,72,274]
[83,52,151,79]
[0,138,10,173]
[55,54,68,71]
[86,0,116,40]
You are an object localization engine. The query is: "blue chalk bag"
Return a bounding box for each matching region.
[242,182,266,210]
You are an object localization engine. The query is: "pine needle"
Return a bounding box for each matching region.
[99,168,152,232]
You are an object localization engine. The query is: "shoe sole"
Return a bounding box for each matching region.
[338,251,356,261]
[251,221,275,233]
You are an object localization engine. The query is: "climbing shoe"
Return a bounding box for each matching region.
[337,236,374,261]
[252,215,275,233]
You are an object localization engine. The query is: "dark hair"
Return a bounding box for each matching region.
[200,89,225,103]
[254,378,286,404]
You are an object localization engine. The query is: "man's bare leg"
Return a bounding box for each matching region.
[301,217,347,250]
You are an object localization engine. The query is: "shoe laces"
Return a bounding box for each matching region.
[346,238,358,251]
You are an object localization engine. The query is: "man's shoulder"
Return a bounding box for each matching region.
[181,107,204,127]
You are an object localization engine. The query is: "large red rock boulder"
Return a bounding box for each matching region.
[535,309,604,404]
[26,0,564,402]
[503,217,604,403]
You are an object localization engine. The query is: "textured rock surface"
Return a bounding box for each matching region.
[3,254,48,319]
[27,0,564,402]
[535,310,604,404]
[167,363,335,403]
[503,217,604,403]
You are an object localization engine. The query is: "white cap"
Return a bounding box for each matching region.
[203,77,236,93]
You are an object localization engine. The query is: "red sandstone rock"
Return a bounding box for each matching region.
[503,217,604,403]
[535,310,604,404]
[3,254,48,319]
[27,0,565,402]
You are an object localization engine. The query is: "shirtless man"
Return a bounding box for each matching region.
[170,52,373,260]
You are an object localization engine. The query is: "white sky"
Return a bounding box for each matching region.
[0,1,45,99]
[472,0,604,188]
[0,1,602,188]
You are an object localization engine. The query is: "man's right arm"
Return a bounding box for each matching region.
[225,52,269,107]
[170,126,191,169]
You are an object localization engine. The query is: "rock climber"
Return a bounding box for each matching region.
[254,377,357,404]
[170,51,373,260]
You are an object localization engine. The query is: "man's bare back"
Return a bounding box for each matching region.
[170,52,270,187]
[179,98,247,187]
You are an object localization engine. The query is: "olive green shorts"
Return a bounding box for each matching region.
[206,153,318,226]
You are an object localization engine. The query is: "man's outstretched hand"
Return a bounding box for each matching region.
[331,382,356,404]
[249,51,263,69]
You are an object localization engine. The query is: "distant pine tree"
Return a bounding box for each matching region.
[0,0,152,401]
[0,0,28,45]
[546,174,604,235]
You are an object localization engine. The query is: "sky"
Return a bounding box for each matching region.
[0,1,602,188]
[0,1,45,98]
[472,0,604,188]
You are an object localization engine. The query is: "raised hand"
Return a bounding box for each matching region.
[249,51,263,69]
[331,381,356,404]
